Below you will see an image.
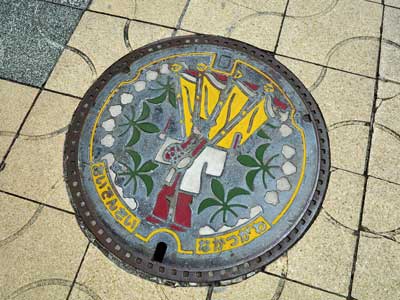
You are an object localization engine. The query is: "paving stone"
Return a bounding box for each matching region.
[369,123,400,184]
[89,0,187,27]
[69,244,208,300]
[329,121,369,174]
[376,81,400,138]
[363,177,400,236]
[273,216,355,295]
[0,80,38,158]
[212,272,343,300]
[370,73,400,186]
[181,0,286,51]
[0,193,88,299]
[276,56,375,127]
[0,91,80,211]
[322,169,364,230]
[46,12,173,97]
[353,236,400,300]
[278,0,382,77]
[45,0,91,9]
[0,0,83,87]
[386,0,400,8]
[380,7,400,83]
[0,137,13,161]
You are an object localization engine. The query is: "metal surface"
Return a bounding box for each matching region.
[64,35,330,286]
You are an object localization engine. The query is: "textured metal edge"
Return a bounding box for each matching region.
[63,34,331,287]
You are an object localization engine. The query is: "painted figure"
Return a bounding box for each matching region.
[146,64,273,231]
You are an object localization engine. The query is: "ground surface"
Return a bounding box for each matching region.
[1,0,400,299]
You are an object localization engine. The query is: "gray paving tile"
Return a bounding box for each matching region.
[44,0,91,10]
[0,0,83,87]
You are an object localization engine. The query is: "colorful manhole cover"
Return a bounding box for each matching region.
[65,35,330,286]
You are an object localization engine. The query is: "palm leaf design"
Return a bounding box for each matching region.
[119,103,160,146]
[117,150,158,196]
[237,144,279,191]
[198,179,249,224]
[147,76,177,108]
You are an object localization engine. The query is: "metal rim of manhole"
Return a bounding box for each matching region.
[64,35,330,286]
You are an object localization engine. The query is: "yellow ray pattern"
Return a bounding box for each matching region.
[208,85,249,139]
[217,98,268,148]
[200,75,220,120]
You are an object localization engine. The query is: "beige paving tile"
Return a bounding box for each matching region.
[368,123,400,184]
[377,79,400,101]
[322,169,364,230]
[212,272,343,300]
[69,244,207,300]
[0,90,79,211]
[0,80,38,158]
[3,283,71,300]
[46,11,173,97]
[89,0,187,27]
[376,80,400,140]
[0,136,13,160]
[0,193,88,300]
[0,192,40,245]
[0,80,38,131]
[278,0,382,77]
[386,0,400,8]
[276,56,375,127]
[363,177,400,236]
[353,236,400,300]
[380,7,400,83]
[181,0,286,51]
[329,121,369,174]
[278,216,355,294]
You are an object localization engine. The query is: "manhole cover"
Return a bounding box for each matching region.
[65,35,330,286]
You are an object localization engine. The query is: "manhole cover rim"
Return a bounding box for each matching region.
[64,34,330,286]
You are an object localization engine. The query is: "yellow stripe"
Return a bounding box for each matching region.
[135,229,193,254]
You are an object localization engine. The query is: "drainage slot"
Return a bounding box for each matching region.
[152,242,167,263]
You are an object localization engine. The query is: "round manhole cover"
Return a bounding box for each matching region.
[65,35,330,286]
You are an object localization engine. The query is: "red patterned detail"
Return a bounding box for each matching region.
[149,175,180,221]
[191,139,207,157]
[174,192,193,227]
[212,72,228,83]
[243,81,259,91]
[186,69,199,77]
[273,97,288,110]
